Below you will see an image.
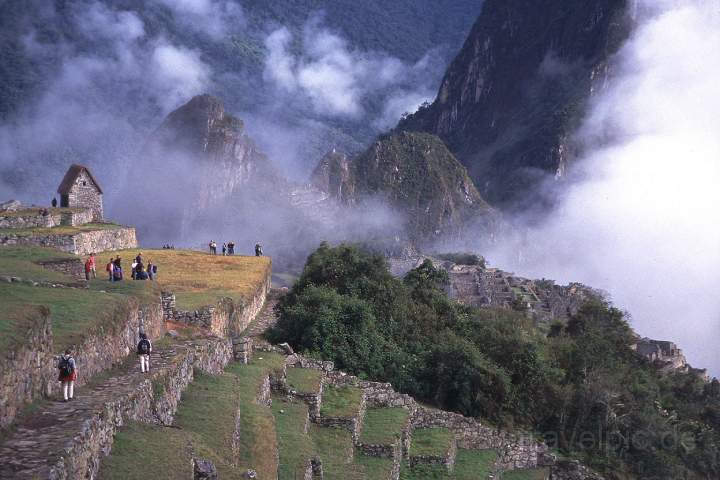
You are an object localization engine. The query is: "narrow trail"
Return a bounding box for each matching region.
[0,289,286,478]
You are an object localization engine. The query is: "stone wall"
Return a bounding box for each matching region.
[550,460,605,480]
[0,226,137,255]
[0,213,60,229]
[0,307,54,430]
[0,297,164,431]
[162,268,271,340]
[49,337,232,480]
[37,258,85,280]
[61,208,94,227]
[73,227,137,254]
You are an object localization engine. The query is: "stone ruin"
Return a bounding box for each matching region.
[57,164,104,221]
[633,337,709,380]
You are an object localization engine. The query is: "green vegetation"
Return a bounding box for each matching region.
[0,282,133,351]
[320,385,363,418]
[360,407,410,445]
[501,468,550,480]
[409,428,453,457]
[272,397,316,478]
[271,393,394,479]
[453,449,498,479]
[285,367,323,394]
[0,245,80,283]
[102,353,286,479]
[270,243,720,479]
[398,449,500,480]
[435,252,485,267]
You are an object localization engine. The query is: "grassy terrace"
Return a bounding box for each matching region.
[113,248,271,310]
[100,353,286,479]
[272,395,394,479]
[360,407,410,445]
[0,246,269,352]
[0,207,84,217]
[285,367,323,394]
[0,222,123,237]
[409,427,454,457]
[0,245,80,283]
[399,449,498,479]
[501,468,550,479]
[320,385,363,418]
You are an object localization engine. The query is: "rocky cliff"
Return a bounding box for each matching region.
[399,0,632,210]
[313,132,495,241]
[146,94,282,210]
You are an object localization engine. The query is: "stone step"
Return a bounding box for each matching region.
[317,384,366,441]
[0,337,231,479]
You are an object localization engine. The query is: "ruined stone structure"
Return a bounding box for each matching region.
[634,338,709,380]
[57,164,104,221]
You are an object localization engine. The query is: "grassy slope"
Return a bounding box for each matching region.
[409,428,453,457]
[320,385,363,417]
[360,407,410,445]
[0,245,79,283]
[101,353,286,479]
[271,394,394,479]
[112,249,271,310]
[285,367,323,394]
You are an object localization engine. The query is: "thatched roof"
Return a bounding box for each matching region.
[57,164,103,195]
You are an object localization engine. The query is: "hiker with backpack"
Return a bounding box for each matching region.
[137,333,152,373]
[57,349,77,402]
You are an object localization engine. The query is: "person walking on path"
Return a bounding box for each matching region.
[222,243,227,256]
[255,243,263,257]
[228,241,235,255]
[209,240,217,255]
[88,253,96,279]
[57,349,77,402]
[137,333,152,373]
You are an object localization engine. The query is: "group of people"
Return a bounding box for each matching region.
[103,253,158,282]
[208,240,264,256]
[130,252,157,280]
[209,240,237,255]
[56,333,153,402]
[161,244,175,250]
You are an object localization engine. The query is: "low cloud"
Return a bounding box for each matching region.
[487,0,720,374]
[263,18,437,121]
[152,0,244,40]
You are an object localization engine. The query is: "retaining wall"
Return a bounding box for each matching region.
[0,297,164,431]
[0,226,137,255]
[50,337,232,480]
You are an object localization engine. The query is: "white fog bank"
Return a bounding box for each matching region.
[489,0,720,373]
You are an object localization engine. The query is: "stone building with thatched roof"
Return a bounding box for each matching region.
[57,164,103,221]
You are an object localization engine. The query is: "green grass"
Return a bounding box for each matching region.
[225,353,285,478]
[272,396,316,479]
[400,461,449,479]
[500,468,550,479]
[0,245,80,282]
[308,424,366,480]
[355,454,396,479]
[286,367,323,394]
[452,449,498,479]
[409,428,454,457]
[320,385,363,418]
[98,422,194,480]
[0,282,131,351]
[360,407,410,445]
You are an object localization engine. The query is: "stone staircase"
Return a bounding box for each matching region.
[0,337,232,479]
